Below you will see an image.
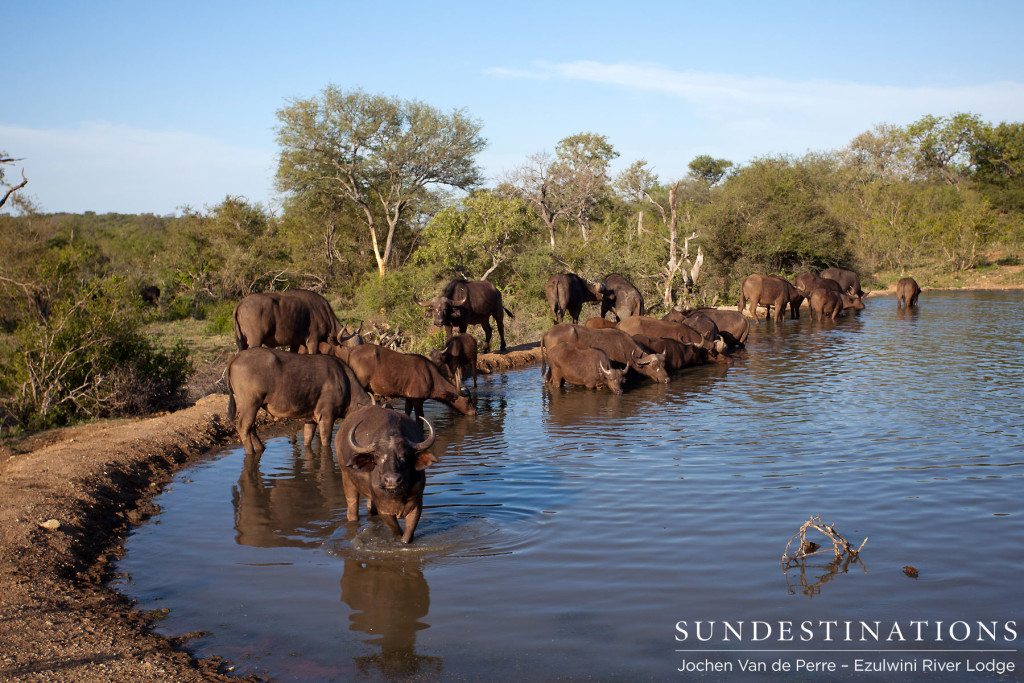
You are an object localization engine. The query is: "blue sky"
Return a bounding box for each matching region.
[4,1,1023,215]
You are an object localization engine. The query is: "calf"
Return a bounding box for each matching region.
[337,406,439,544]
[546,342,625,393]
[226,347,371,455]
[345,344,476,419]
[430,333,478,388]
[809,289,865,321]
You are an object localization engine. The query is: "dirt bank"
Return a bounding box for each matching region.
[0,347,540,682]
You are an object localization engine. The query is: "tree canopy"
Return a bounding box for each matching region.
[274,87,487,278]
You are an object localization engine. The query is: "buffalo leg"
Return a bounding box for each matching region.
[494,313,507,352]
[380,513,403,538]
[479,321,493,353]
[341,471,361,522]
[235,403,264,456]
[302,421,317,449]
[405,398,425,420]
[401,506,422,544]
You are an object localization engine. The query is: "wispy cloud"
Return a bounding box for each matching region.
[488,60,1024,124]
[1,122,277,214]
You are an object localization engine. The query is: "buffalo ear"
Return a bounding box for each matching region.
[347,453,376,472]
[415,451,438,471]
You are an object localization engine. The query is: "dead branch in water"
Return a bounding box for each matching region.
[782,515,868,566]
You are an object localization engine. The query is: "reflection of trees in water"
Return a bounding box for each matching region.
[232,434,349,548]
[340,558,442,678]
[783,554,867,598]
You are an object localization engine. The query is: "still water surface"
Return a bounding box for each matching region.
[117,291,1023,681]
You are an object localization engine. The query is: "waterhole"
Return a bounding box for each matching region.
[116,291,1024,681]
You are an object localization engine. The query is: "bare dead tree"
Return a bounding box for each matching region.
[504,152,566,248]
[0,154,28,210]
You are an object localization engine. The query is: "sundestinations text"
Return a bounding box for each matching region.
[674,620,1018,643]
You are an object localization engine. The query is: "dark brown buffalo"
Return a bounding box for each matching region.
[541,324,669,383]
[665,307,750,349]
[344,344,476,419]
[545,342,625,393]
[226,347,371,455]
[430,333,478,388]
[337,406,438,544]
[233,289,350,353]
[820,267,866,297]
[808,289,866,321]
[415,278,512,352]
[738,274,804,322]
[139,285,160,306]
[584,316,618,329]
[672,310,727,354]
[545,273,607,324]
[616,315,718,354]
[600,273,644,321]
[630,334,703,372]
[896,277,921,307]
[794,271,844,297]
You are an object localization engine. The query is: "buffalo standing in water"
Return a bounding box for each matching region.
[226,347,371,455]
[897,277,921,307]
[337,406,439,544]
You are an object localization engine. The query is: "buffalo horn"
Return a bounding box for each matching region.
[410,417,436,451]
[452,289,468,306]
[599,361,613,377]
[346,420,376,455]
[412,292,431,307]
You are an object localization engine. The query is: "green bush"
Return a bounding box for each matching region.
[0,275,191,431]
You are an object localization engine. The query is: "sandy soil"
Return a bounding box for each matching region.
[0,347,540,682]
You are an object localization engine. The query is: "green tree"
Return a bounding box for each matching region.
[687,155,734,186]
[922,188,1000,271]
[415,191,535,280]
[275,86,487,278]
[503,151,568,249]
[904,112,984,190]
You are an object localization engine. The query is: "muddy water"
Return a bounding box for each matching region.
[116,290,1024,681]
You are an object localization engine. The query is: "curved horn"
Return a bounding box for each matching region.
[410,416,436,451]
[599,361,613,377]
[413,292,431,307]
[452,289,468,307]
[346,419,376,455]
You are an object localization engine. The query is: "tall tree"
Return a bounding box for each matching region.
[275,87,487,278]
[551,132,619,241]
[903,112,983,190]
[687,155,733,186]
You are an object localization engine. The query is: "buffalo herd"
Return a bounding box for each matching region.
[223,267,918,543]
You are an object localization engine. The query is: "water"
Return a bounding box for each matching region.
[116,291,1024,681]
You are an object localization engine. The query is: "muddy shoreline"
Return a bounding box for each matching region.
[0,348,539,682]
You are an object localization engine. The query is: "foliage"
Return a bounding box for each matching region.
[698,153,855,297]
[919,188,1001,272]
[275,86,487,278]
[415,191,536,281]
[688,155,734,186]
[1,272,190,431]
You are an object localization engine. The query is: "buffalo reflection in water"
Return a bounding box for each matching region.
[340,558,442,678]
[233,434,349,548]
